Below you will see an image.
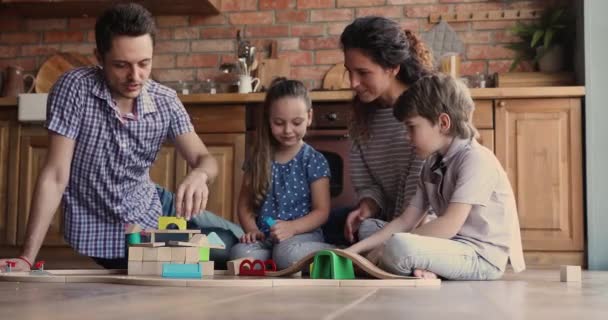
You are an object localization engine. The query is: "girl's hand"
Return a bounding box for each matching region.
[270,220,296,242]
[240,231,265,244]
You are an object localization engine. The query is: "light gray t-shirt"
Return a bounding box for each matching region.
[410,138,525,272]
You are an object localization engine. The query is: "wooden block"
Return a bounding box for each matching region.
[157,247,172,262]
[130,242,165,248]
[171,247,186,263]
[142,262,163,276]
[560,265,582,282]
[127,261,143,276]
[128,247,143,261]
[226,257,253,276]
[185,247,199,263]
[199,261,214,276]
[158,216,187,230]
[148,229,201,234]
[143,248,159,262]
[189,234,208,246]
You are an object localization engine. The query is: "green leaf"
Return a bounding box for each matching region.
[531,30,544,48]
[544,29,554,48]
[509,56,522,72]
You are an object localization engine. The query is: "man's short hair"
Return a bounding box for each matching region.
[95,3,156,57]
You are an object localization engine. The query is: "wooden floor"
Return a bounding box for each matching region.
[1,269,606,319]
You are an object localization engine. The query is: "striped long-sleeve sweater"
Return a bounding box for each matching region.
[349,107,425,221]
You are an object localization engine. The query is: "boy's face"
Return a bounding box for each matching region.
[404,114,451,158]
[96,34,153,103]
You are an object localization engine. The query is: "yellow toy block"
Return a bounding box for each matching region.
[158,216,187,230]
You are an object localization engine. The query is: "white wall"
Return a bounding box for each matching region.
[584,0,608,270]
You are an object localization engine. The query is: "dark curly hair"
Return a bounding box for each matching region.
[95,3,156,58]
[340,16,433,142]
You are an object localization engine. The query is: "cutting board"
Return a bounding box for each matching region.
[322,64,350,90]
[256,41,290,91]
[35,52,95,93]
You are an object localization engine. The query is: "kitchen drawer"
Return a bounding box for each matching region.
[473,100,493,129]
[187,105,246,133]
[312,103,351,129]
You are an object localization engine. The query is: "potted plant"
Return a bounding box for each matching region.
[506,7,575,72]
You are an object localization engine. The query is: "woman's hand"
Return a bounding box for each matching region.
[240,231,265,244]
[344,200,376,243]
[270,220,297,242]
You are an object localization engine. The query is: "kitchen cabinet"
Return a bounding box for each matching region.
[0,0,220,18]
[495,98,584,266]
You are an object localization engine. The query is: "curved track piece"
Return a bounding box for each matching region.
[265,249,417,279]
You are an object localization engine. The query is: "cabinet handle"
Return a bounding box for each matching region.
[325,112,338,121]
[498,101,506,107]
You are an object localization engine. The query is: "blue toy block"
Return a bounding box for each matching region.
[162,263,202,278]
[206,232,226,248]
[263,216,276,228]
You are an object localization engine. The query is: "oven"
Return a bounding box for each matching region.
[246,102,356,209]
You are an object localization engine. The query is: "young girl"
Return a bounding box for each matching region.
[229,78,334,270]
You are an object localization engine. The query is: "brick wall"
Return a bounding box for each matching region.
[0,0,565,90]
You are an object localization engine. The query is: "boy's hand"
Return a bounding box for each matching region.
[0,258,30,272]
[176,169,209,220]
[240,231,265,244]
[270,220,296,242]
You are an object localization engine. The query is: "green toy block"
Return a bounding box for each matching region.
[162,263,201,278]
[311,250,355,280]
[199,247,210,262]
[127,232,141,245]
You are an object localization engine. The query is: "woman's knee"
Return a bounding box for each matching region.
[357,218,385,241]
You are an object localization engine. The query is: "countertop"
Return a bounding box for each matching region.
[0,87,586,108]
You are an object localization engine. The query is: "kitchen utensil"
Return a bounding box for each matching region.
[1,66,35,97]
[35,52,95,93]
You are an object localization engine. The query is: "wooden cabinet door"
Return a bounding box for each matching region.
[495,98,584,253]
[149,144,177,191]
[477,129,494,152]
[174,134,245,223]
[17,128,67,246]
[0,119,10,245]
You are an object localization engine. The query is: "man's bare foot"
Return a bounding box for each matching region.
[413,269,438,279]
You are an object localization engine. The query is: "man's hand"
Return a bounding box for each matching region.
[344,201,376,243]
[270,220,297,242]
[0,258,30,272]
[176,169,209,220]
[240,231,265,244]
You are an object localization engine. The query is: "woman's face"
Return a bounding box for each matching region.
[344,48,398,103]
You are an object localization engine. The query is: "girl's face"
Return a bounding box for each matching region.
[344,48,399,103]
[269,97,312,149]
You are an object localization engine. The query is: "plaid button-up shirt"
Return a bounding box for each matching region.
[45,67,193,258]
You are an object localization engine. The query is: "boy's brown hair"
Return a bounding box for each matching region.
[394,73,478,139]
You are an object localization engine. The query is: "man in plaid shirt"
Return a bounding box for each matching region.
[0,3,240,271]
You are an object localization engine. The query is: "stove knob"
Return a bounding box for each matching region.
[326,113,338,121]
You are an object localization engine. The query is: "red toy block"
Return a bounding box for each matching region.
[238,259,277,276]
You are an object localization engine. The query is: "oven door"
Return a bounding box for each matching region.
[304,129,356,209]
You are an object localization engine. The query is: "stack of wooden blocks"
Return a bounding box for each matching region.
[126,217,223,278]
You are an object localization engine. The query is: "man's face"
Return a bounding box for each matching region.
[96,34,153,102]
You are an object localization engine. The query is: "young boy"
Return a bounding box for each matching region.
[346,74,525,280]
